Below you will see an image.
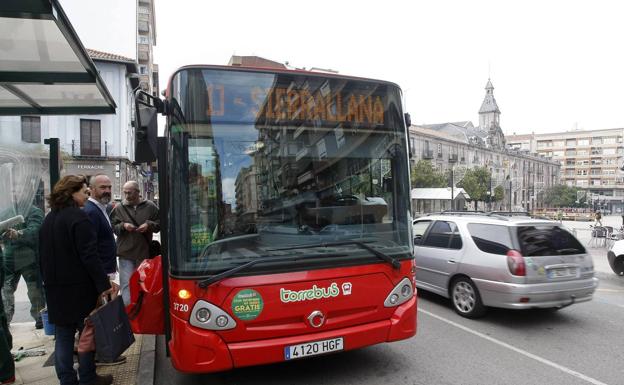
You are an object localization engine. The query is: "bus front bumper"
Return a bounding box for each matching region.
[168,296,417,373]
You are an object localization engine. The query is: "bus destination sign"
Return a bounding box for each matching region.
[203,84,386,127]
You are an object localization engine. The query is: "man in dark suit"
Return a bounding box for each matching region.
[84,175,117,278]
[83,174,125,366]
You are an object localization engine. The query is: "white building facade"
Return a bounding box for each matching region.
[409,80,560,213]
[0,50,154,202]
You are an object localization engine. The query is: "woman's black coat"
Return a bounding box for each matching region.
[39,206,111,326]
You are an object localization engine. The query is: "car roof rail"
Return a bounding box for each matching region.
[487,211,553,221]
[487,211,531,217]
[426,210,487,217]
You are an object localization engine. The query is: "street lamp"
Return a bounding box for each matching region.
[489,168,493,212]
[506,175,512,211]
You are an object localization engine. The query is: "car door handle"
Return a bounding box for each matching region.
[447,260,456,264]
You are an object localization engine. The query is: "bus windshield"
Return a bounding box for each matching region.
[167,67,412,277]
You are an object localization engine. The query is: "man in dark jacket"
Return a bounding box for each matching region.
[83,175,117,279]
[83,175,126,366]
[110,181,159,304]
[1,203,45,328]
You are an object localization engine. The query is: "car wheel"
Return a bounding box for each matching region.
[610,255,624,276]
[451,277,486,318]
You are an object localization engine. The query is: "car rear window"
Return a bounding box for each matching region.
[516,225,586,256]
[467,223,514,255]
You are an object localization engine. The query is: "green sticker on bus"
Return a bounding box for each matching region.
[232,289,264,321]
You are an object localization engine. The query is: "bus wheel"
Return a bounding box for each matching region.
[450,277,486,318]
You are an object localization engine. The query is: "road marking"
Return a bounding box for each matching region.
[419,309,609,385]
[596,288,624,293]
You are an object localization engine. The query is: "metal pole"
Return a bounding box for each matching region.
[489,170,493,211]
[508,178,512,211]
[451,166,454,211]
[44,138,60,189]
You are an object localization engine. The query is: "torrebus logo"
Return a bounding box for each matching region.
[280,283,341,303]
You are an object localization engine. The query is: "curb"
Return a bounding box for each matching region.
[137,335,156,385]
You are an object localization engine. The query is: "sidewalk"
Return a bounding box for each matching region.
[7,322,155,385]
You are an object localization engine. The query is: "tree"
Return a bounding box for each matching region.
[457,167,490,210]
[494,185,504,203]
[411,160,447,188]
[543,185,585,207]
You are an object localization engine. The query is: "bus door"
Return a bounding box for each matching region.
[127,255,165,334]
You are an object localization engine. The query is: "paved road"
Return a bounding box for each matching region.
[154,283,624,385]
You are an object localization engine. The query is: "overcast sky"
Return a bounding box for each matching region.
[61,0,624,135]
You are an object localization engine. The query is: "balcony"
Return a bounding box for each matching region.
[71,140,109,158]
[422,149,433,159]
[448,154,458,163]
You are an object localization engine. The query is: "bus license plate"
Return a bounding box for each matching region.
[284,337,343,360]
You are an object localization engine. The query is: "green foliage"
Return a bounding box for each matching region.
[494,185,504,202]
[411,160,447,188]
[457,167,491,209]
[543,185,586,207]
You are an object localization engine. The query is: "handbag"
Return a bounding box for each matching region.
[77,318,96,353]
[120,204,161,258]
[90,296,135,362]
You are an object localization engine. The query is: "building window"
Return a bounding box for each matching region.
[21,116,41,143]
[80,119,101,156]
[139,65,148,75]
[578,138,590,146]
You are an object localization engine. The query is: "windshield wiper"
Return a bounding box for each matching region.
[197,252,347,288]
[269,240,401,270]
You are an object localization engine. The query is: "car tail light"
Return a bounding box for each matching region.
[507,249,526,276]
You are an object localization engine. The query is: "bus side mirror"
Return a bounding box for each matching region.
[404,112,411,127]
[134,90,163,163]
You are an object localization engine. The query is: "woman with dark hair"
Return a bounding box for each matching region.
[39,175,117,385]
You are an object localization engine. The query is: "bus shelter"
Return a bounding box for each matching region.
[0,0,116,220]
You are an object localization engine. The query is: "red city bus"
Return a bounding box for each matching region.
[128,65,417,373]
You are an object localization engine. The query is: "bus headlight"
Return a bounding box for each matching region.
[384,278,414,307]
[401,283,412,297]
[196,308,210,323]
[215,315,229,328]
[189,300,237,331]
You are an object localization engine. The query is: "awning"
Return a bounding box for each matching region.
[0,0,116,115]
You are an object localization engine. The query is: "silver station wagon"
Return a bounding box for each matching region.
[413,212,599,318]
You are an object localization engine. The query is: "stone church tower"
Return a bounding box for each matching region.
[479,79,506,150]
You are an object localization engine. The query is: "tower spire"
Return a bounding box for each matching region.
[478,78,505,150]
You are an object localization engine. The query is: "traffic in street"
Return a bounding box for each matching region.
[152,279,624,385]
[9,217,624,385]
[147,217,624,385]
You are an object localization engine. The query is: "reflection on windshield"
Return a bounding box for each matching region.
[168,68,411,275]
